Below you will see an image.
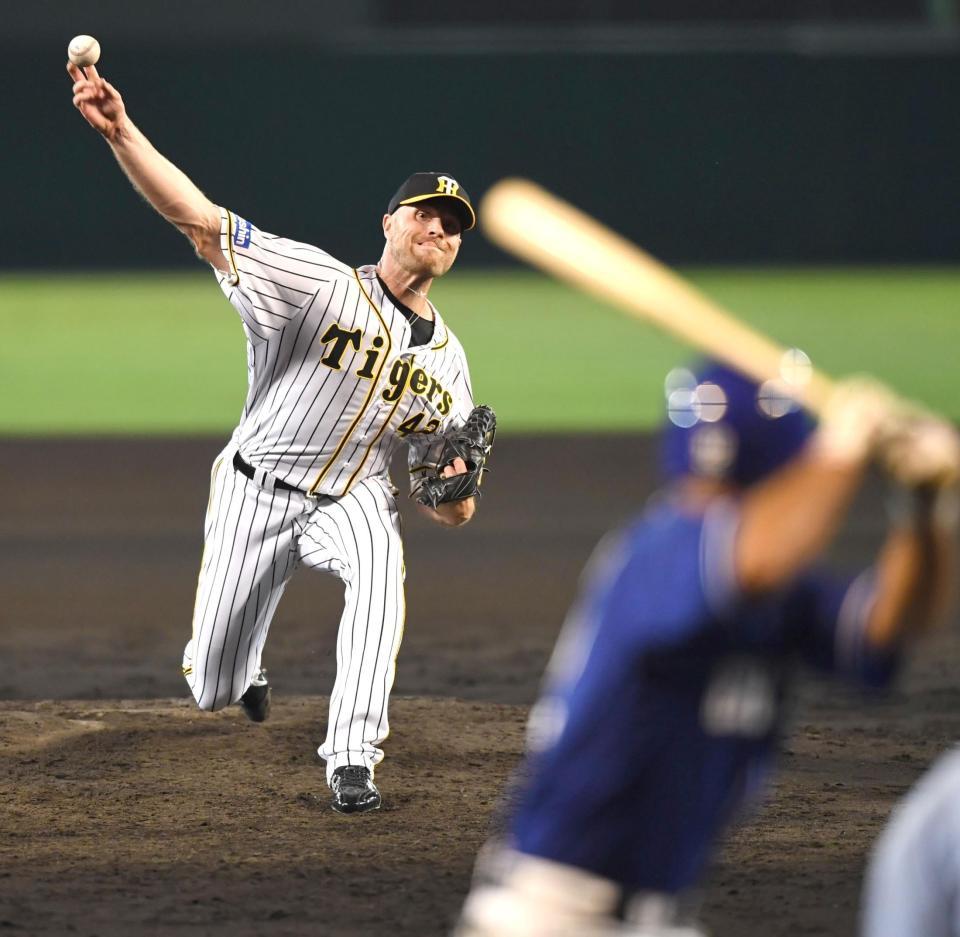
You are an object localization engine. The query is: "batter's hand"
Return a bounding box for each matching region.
[882,418,960,489]
[67,62,127,142]
[813,377,900,466]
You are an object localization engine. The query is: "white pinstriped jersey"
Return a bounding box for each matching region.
[214,207,475,497]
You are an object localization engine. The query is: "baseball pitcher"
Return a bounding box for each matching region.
[67,60,495,814]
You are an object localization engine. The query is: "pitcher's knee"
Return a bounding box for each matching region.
[183,638,236,712]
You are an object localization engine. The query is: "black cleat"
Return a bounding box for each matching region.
[330,766,381,815]
[239,671,271,723]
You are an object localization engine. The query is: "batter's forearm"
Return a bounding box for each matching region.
[866,499,957,648]
[735,457,864,593]
[737,382,903,594]
[108,119,226,268]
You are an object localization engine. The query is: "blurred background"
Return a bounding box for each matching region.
[10,0,960,268]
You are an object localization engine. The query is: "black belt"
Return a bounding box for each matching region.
[233,451,304,494]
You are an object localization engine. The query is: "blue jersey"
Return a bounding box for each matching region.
[510,497,898,894]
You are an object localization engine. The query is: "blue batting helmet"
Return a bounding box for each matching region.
[660,360,813,486]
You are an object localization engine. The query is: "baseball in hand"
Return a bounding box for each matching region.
[68,35,101,67]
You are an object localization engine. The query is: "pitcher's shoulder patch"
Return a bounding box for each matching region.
[233,216,253,249]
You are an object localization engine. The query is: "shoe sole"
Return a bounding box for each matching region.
[330,797,382,815]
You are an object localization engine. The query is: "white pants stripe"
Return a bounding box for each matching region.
[183,442,405,782]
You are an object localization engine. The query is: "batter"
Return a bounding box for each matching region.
[68,59,488,815]
[456,363,958,936]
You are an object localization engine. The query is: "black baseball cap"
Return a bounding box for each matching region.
[387,172,476,232]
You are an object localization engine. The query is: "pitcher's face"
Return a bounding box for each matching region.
[383,202,462,278]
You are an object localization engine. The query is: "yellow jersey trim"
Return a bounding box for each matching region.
[224,210,240,281]
[342,394,405,493]
[307,270,393,496]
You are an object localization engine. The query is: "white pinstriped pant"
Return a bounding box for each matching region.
[182,442,405,781]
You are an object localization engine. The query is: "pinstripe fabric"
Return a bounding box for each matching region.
[183,441,303,711]
[300,477,405,780]
[183,210,476,782]
[214,208,474,498]
[184,444,405,779]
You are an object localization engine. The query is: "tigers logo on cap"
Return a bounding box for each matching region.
[387,172,476,231]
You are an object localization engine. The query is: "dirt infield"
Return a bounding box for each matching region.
[2,436,959,936]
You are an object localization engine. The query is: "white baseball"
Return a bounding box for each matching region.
[68,35,101,68]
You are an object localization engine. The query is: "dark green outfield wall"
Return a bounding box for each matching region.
[13,46,960,266]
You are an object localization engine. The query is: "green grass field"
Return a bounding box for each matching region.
[2,268,956,434]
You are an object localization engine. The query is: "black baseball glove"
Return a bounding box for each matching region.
[414,405,497,509]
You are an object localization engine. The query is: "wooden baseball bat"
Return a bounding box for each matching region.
[479,177,835,414]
